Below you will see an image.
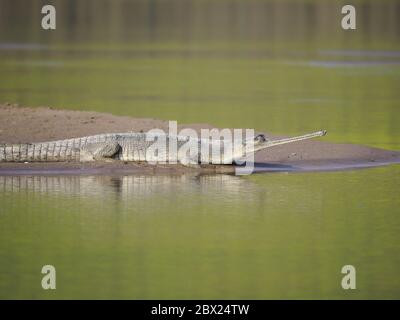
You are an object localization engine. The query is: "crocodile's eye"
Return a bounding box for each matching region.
[254,134,266,143]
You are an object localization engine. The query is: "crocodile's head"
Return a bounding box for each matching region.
[254,134,267,144]
[234,130,327,164]
[246,133,269,153]
[238,133,268,157]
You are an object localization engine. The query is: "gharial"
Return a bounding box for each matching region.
[0,130,327,166]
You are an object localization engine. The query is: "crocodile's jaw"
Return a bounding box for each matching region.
[243,130,327,155]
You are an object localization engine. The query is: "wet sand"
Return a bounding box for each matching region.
[1,103,399,175]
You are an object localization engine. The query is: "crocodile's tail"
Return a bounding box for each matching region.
[0,140,80,162]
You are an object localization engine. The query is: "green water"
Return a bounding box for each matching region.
[0,169,400,299]
[0,0,400,299]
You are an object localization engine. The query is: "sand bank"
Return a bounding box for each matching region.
[1,103,399,175]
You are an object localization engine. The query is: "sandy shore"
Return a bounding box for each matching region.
[1,103,399,175]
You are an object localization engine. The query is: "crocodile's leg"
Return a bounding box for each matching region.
[80,141,121,162]
[178,154,201,169]
[181,162,201,169]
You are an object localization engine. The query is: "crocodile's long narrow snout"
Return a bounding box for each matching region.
[251,130,327,153]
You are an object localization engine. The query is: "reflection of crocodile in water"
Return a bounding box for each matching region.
[0,130,327,166]
[0,174,260,202]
